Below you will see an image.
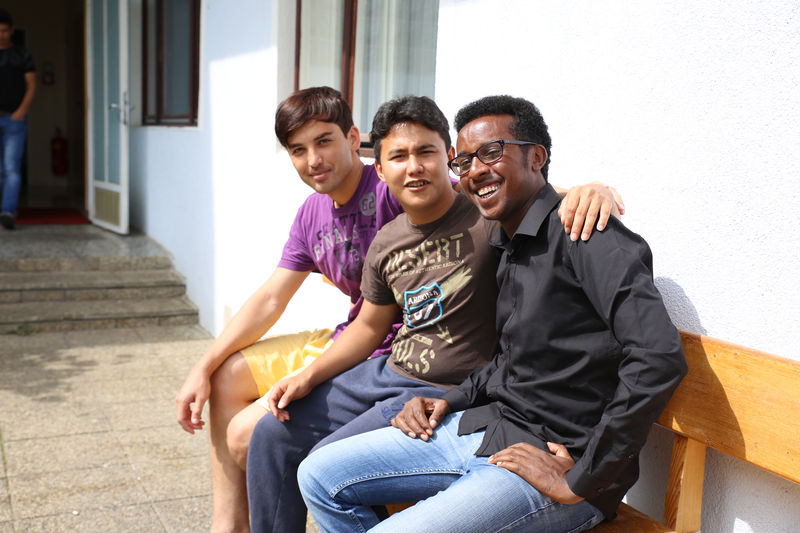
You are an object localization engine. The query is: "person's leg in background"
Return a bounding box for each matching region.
[0,115,27,229]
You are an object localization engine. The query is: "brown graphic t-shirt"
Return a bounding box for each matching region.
[361,194,501,388]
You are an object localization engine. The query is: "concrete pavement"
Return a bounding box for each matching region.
[0,325,216,532]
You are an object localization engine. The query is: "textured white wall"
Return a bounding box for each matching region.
[436,1,800,531]
[129,0,349,337]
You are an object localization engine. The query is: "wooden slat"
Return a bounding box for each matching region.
[385,503,415,515]
[591,504,675,533]
[656,331,800,484]
[663,435,705,533]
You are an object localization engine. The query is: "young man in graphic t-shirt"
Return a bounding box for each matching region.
[175,86,620,533]
[247,95,623,533]
[359,192,501,388]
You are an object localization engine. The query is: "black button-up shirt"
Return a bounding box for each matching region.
[441,184,687,520]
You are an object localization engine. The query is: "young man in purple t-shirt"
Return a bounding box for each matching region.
[176,87,407,532]
[175,86,622,533]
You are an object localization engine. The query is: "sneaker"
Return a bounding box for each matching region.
[0,212,15,230]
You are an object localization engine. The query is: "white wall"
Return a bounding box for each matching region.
[129,0,349,337]
[435,1,799,532]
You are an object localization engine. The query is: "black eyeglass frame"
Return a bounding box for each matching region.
[448,139,540,177]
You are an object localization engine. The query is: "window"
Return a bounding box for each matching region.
[142,0,201,126]
[296,0,439,134]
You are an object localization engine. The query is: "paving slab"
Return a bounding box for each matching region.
[89,375,183,404]
[0,478,10,522]
[0,399,111,441]
[12,504,165,533]
[4,432,127,477]
[0,331,68,354]
[103,397,185,432]
[117,426,210,466]
[153,496,213,533]
[0,358,96,405]
[134,455,212,501]
[63,327,160,348]
[8,466,150,519]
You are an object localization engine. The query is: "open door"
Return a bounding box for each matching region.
[86,0,130,234]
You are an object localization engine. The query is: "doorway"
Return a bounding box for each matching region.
[4,0,86,214]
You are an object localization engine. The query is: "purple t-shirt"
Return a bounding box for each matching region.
[278,164,405,355]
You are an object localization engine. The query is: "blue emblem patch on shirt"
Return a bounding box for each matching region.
[404,283,443,328]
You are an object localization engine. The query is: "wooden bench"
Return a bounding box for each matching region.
[388,331,800,532]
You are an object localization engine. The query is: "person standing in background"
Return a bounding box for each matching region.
[0,8,36,230]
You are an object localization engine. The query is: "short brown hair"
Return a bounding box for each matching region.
[275,87,354,148]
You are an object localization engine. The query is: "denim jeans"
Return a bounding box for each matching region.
[299,412,605,533]
[0,115,27,216]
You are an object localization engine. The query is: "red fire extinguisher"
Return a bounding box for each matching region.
[52,128,68,175]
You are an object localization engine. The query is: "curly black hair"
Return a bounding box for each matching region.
[454,95,551,180]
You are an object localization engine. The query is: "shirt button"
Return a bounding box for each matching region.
[506,344,510,350]
[509,256,515,263]
[512,300,516,307]
[628,454,635,459]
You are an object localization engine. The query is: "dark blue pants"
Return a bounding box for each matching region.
[246,356,445,533]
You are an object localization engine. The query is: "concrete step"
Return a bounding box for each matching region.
[0,255,173,273]
[0,296,199,333]
[0,269,186,303]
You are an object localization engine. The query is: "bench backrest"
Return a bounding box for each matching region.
[654,331,800,532]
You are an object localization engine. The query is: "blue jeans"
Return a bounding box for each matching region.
[246,356,447,533]
[299,412,605,533]
[0,115,27,216]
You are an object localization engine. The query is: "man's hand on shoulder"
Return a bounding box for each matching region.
[488,442,584,504]
[390,397,451,441]
[557,181,624,242]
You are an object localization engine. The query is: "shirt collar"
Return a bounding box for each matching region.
[489,183,561,249]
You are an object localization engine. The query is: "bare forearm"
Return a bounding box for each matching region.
[302,319,386,387]
[192,268,309,376]
[197,292,285,374]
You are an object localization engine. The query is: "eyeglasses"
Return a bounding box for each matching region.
[448,139,539,177]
